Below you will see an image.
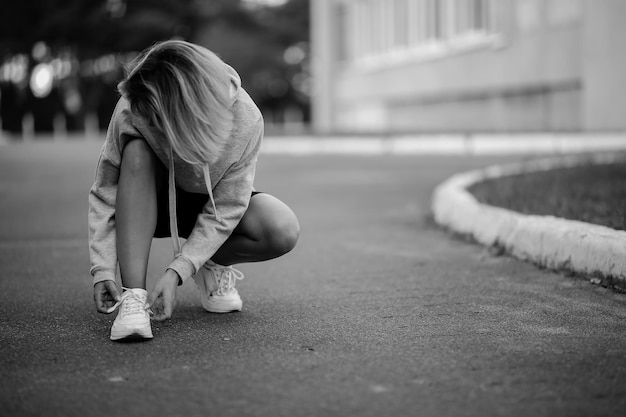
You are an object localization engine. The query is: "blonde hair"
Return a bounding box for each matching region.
[118,40,236,165]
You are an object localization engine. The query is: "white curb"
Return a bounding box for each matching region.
[260,133,626,155]
[431,153,626,291]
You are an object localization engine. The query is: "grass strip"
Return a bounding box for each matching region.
[468,162,626,231]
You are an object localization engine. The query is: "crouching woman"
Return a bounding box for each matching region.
[88,40,299,341]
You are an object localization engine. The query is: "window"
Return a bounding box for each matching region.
[392,0,409,48]
[336,2,350,61]
[339,0,497,66]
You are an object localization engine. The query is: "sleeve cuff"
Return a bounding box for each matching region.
[92,270,116,286]
[167,256,196,283]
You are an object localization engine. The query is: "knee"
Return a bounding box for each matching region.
[264,216,300,257]
[121,139,156,175]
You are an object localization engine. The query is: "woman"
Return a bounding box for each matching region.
[88,40,299,341]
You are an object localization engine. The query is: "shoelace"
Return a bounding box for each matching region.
[212,266,244,295]
[106,288,148,314]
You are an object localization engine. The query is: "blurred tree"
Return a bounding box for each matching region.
[196,0,310,125]
[0,0,310,133]
[0,0,198,60]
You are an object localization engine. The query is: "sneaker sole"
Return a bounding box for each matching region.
[111,326,153,341]
[203,299,242,313]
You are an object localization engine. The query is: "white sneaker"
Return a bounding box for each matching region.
[110,288,153,341]
[193,263,244,313]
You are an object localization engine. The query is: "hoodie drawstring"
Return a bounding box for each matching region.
[202,164,219,222]
[167,146,220,259]
[168,146,182,256]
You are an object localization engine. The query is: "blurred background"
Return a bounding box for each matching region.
[0,0,310,138]
[1,0,626,140]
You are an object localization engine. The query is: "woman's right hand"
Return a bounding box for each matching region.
[94,280,122,313]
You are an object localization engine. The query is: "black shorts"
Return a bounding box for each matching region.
[154,185,261,239]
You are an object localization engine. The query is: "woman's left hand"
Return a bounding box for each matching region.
[147,269,181,321]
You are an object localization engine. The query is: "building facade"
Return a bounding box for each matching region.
[310,0,626,133]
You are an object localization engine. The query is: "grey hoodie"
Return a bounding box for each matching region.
[88,77,263,286]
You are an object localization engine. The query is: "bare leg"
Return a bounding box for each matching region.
[211,193,299,266]
[116,139,160,289]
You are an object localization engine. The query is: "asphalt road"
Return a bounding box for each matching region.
[1,140,625,417]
